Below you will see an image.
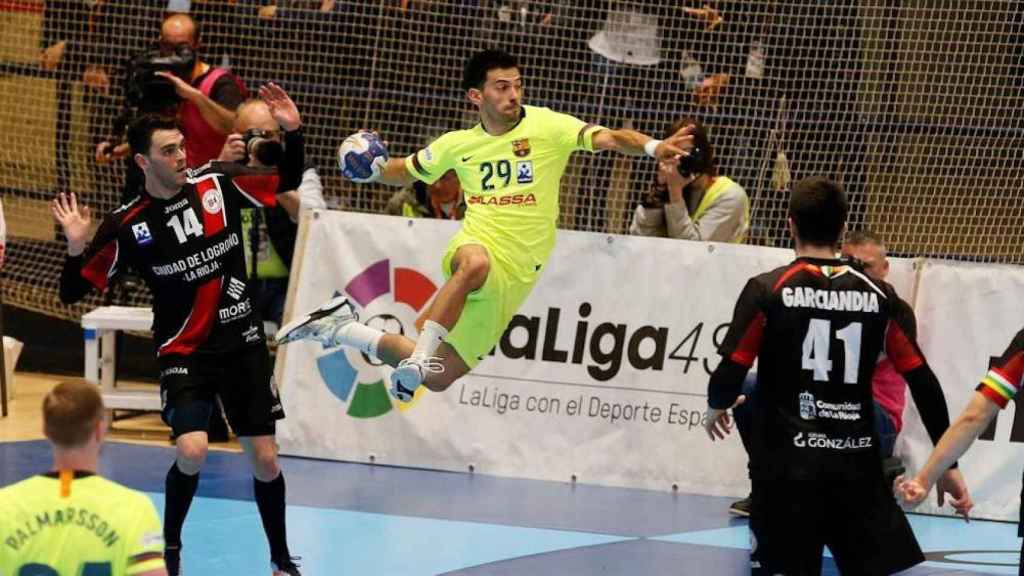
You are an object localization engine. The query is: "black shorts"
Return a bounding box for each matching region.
[159,345,284,438]
[750,467,924,576]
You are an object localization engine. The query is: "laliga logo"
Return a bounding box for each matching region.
[316,259,437,418]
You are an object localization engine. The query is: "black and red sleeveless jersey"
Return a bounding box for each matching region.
[60,130,304,357]
[708,257,952,479]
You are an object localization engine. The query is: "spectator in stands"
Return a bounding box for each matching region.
[41,2,166,208]
[726,230,910,517]
[219,98,326,328]
[386,170,464,220]
[0,381,166,575]
[629,118,748,242]
[97,12,247,203]
[40,1,162,92]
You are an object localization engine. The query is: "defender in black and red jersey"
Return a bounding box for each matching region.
[54,83,304,576]
[900,329,1024,574]
[705,176,972,575]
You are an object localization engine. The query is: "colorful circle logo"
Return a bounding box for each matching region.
[316,259,437,418]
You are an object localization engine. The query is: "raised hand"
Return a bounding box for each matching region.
[51,193,93,256]
[260,82,301,131]
[656,123,696,161]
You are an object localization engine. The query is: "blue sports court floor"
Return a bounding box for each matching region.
[1,440,1018,575]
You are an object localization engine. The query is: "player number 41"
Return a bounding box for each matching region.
[802,318,862,384]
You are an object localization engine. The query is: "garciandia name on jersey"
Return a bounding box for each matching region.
[781,287,881,313]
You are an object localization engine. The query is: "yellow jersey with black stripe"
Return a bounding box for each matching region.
[405,105,604,277]
[0,472,165,575]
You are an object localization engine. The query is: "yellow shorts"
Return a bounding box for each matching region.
[441,232,539,369]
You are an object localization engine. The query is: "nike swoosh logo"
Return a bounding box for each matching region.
[462,156,473,162]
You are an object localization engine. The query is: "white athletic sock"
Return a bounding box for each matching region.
[411,320,448,360]
[333,322,384,357]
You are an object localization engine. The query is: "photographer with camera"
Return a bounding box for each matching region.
[629,118,749,243]
[97,13,247,202]
[219,99,326,329]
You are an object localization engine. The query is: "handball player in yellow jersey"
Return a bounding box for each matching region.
[278,49,692,402]
[0,381,166,575]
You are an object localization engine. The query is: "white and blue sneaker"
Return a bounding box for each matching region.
[390,356,444,402]
[275,296,357,347]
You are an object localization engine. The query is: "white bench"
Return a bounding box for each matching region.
[81,306,160,411]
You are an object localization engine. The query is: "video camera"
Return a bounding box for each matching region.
[125,44,196,112]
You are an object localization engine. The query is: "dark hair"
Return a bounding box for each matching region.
[789,176,848,247]
[844,229,885,248]
[127,114,180,156]
[43,381,104,448]
[667,116,716,176]
[462,49,520,91]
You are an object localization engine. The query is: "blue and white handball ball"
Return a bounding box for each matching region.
[337,132,389,183]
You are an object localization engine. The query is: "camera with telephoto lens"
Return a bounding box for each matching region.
[676,144,709,177]
[241,128,284,167]
[641,145,711,208]
[125,44,196,112]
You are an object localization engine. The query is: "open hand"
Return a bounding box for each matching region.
[655,124,695,161]
[51,192,93,256]
[259,82,301,131]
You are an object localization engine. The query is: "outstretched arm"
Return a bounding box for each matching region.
[591,124,693,160]
[155,71,236,134]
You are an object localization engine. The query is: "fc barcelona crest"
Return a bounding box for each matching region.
[512,138,531,158]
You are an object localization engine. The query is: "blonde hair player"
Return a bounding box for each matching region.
[0,381,167,575]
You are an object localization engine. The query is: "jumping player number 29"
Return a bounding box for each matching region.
[801,319,863,384]
[480,160,512,191]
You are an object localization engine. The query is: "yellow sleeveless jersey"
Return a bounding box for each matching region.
[406,105,604,276]
[0,472,164,575]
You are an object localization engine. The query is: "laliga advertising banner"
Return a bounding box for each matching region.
[274,211,923,498]
[898,260,1024,522]
[276,211,797,496]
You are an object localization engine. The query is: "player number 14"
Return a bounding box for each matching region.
[167,208,203,244]
[801,319,862,384]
